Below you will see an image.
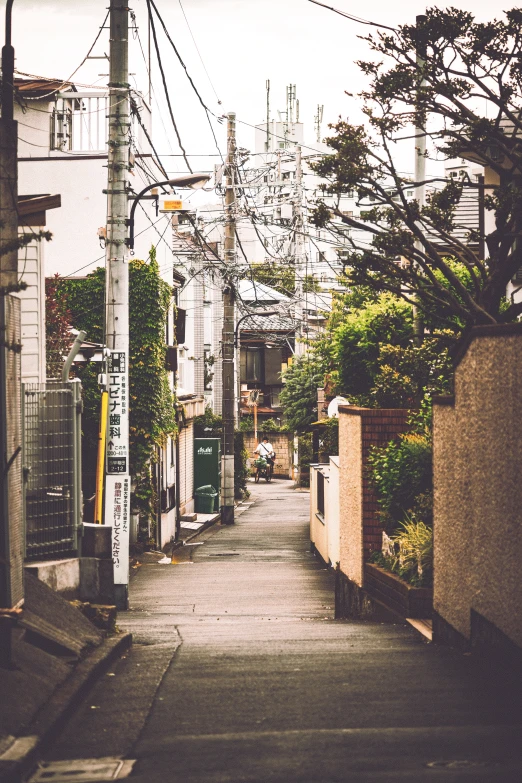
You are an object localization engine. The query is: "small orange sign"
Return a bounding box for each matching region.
[162,199,183,211]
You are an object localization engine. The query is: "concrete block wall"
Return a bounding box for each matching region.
[433,324,522,655]
[243,432,293,478]
[338,406,410,588]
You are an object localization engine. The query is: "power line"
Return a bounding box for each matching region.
[146,0,192,172]
[148,0,224,162]
[178,0,222,105]
[14,12,110,100]
[307,0,396,32]
[130,92,168,178]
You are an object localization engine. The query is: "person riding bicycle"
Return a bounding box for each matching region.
[254,436,275,476]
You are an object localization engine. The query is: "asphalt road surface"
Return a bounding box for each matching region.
[43,479,522,782]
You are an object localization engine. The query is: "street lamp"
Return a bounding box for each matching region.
[128,173,210,250]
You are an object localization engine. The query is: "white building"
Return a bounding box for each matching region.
[14,76,194,547]
[15,77,167,277]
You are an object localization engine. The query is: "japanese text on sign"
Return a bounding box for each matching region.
[106,351,128,474]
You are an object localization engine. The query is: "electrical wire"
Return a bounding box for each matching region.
[146,0,193,172]
[307,0,396,32]
[130,92,168,178]
[178,0,222,105]
[14,12,110,101]
[147,0,224,163]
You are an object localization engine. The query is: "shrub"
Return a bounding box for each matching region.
[393,519,433,587]
[298,433,313,487]
[372,519,433,588]
[367,400,433,531]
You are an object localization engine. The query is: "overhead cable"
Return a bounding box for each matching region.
[178,0,222,104]
[148,0,224,162]
[307,0,396,32]
[146,0,193,172]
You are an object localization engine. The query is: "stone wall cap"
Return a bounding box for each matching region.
[432,394,455,407]
[338,405,410,417]
[454,322,522,368]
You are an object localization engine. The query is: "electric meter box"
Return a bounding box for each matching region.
[194,438,221,512]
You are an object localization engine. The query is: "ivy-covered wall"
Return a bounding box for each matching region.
[51,250,176,518]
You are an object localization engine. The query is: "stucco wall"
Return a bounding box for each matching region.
[310,465,329,563]
[327,456,341,567]
[433,326,522,649]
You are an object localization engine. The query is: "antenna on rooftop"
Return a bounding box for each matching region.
[315,104,324,143]
[266,79,270,152]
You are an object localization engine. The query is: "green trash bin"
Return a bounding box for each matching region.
[195,485,218,514]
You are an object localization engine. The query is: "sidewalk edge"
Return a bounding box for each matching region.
[172,513,220,551]
[0,632,132,783]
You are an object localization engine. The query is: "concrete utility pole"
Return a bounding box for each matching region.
[413,13,427,347]
[221,112,236,525]
[0,0,24,621]
[294,144,306,356]
[104,0,131,609]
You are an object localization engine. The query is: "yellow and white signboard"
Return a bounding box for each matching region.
[161,199,184,212]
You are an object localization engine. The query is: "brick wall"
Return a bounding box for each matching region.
[359,409,410,558]
[243,432,293,478]
[338,406,410,587]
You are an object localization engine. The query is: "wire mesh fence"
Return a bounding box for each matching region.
[23,381,82,560]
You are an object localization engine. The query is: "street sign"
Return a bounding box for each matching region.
[106,474,130,585]
[161,199,184,212]
[106,352,128,474]
[104,350,130,592]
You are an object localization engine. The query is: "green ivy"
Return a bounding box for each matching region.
[51,249,176,518]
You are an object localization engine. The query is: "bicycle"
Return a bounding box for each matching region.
[253,456,272,483]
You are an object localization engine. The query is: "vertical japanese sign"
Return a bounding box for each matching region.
[104,351,130,586]
[105,474,130,585]
[106,352,128,473]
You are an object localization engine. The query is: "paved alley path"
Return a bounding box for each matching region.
[45,479,522,782]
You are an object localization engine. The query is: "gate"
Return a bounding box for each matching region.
[23,380,82,560]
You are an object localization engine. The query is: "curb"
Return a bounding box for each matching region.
[0,632,132,783]
[171,513,220,553]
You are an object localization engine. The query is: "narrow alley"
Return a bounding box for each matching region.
[42,480,522,782]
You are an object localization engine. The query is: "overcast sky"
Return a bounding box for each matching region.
[8,0,506,177]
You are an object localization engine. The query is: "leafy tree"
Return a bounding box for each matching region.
[280,354,326,431]
[333,293,413,399]
[248,262,322,297]
[311,290,453,408]
[312,8,522,333]
[45,273,73,378]
[249,262,295,297]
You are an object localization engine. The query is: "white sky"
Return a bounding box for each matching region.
[8,0,505,179]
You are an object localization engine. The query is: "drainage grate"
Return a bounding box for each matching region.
[207,552,240,557]
[29,758,135,782]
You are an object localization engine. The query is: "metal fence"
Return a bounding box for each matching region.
[23,380,82,560]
